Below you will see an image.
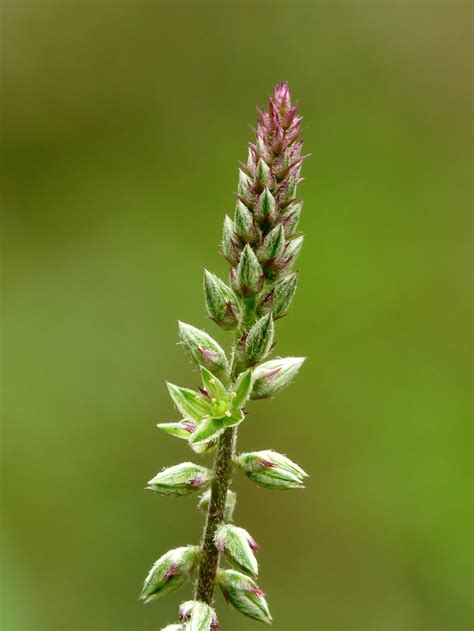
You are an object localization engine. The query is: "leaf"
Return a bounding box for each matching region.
[167,383,210,422]
[190,417,226,446]
[232,369,253,410]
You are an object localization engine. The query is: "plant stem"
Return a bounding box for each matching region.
[195,425,237,603]
[194,325,250,603]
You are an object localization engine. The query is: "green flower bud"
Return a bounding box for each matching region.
[203,270,240,330]
[285,234,304,263]
[217,569,272,624]
[178,322,228,375]
[140,545,200,603]
[215,524,259,577]
[251,356,305,399]
[255,187,276,224]
[286,174,298,199]
[255,158,271,189]
[237,168,252,197]
[157,420,197,440]
[272,272,298,319]
[258,224,285,263]
[236,244,263,296]
[236,450,308,490]
[147,462,212,496]
[221,215,240,266]
[281,201,302,236]
[234,200,259,243]
[179,601,219,630]
[241,313,274,365]
[197,489,236,521]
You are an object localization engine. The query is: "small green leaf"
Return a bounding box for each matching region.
[222,409,244,428]
[190,417,225,446]
[157,420,197,440]
[167,383,210,422]
[232,369,253,410]
[200,366,228,401]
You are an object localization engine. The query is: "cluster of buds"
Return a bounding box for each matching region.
[141,82,310,630]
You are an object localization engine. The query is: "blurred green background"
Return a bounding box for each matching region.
[1,1,472,630]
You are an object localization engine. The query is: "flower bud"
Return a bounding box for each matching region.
[178,322,228,375]
[234,200,259,243]
[255,187,276,224]
[271,272,298,319]
[203,270,240,330]
[197,489,236,521]
[221,215,240,266]
[140,545,199,603]
[258,224,285,263]
[241,313,274,365]
[179,600,219,630]
[215,524,259,577]
[255,159,271,190]
[286,174,298,199]
[237,168,252,198]
[272,235,304,276]
[281,201,302,236]
[236,450,308,490]
[236,245,263,296]
[157,420,197,440]
[217,569,272,624]
[147,462,212,496]
[250,356,305,399]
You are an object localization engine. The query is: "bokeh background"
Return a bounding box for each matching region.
[1,1,472,630]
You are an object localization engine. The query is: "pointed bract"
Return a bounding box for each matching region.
[215,524,259,576]
[167,382,210,422]
[157,420,197,440]
[241,313,274,365]
[203,270,240,330]
[147,463,212,496]
[217,569,272,624]
[178,322,228,375]
[251,356,305,399]
[140,546,199,603]
[236,450,308,490]
[236,245,263,296]
[179,601,219,630]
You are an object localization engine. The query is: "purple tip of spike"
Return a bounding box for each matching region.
[271,81,291,111]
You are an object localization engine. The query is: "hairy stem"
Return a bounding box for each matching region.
[195,328,250,603]
[195,425,237,603]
